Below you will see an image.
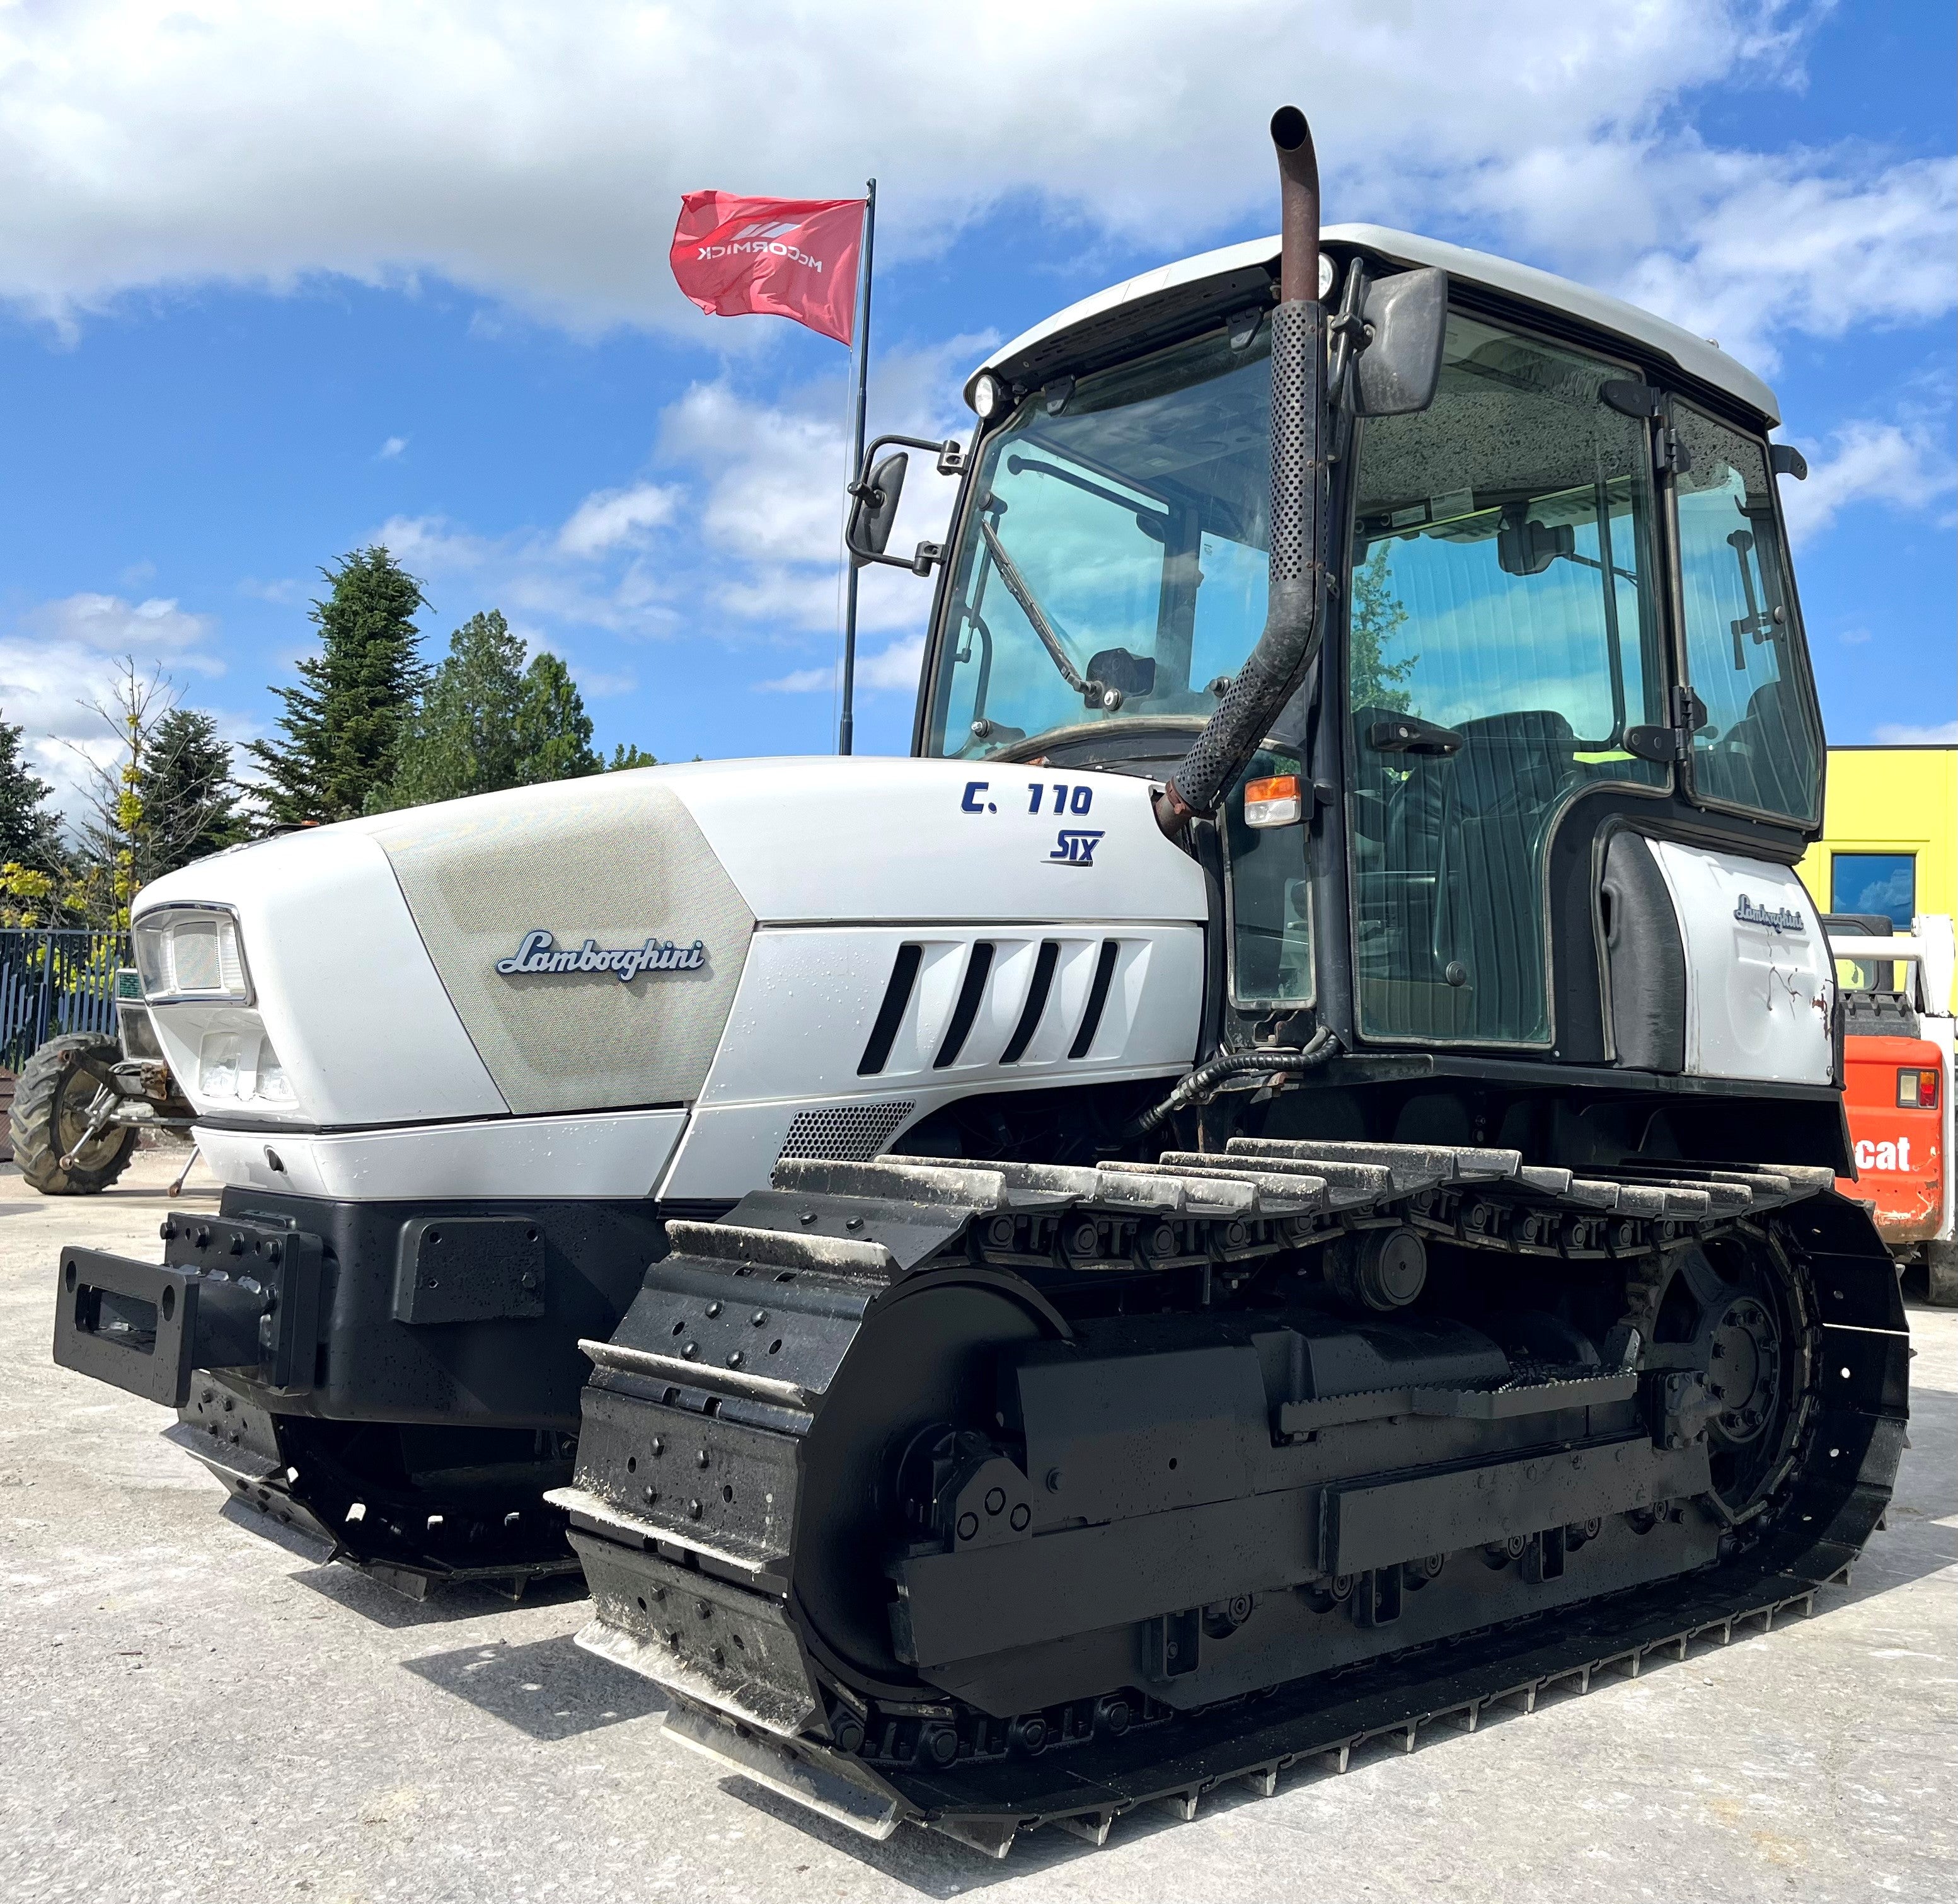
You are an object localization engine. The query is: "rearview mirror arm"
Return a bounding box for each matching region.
[845,432,964,573]
[1327,262,1369,406]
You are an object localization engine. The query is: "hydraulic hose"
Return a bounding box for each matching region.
[1156,106,1326,836]
[1122,1027,1342,1142]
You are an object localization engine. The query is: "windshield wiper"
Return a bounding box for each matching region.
[978,516,1109,708]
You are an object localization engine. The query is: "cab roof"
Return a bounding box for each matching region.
[965,223,1780,427]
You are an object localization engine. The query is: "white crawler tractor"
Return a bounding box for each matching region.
[54,110,1904,1855]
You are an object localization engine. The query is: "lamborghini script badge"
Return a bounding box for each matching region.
[495,929,705,982]
[1732,895,1805,935]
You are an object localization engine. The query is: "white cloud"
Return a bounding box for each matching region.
[21,592,219,662]
[557,482,680,558]
[236,576,303,604]
[658,335,984,657]
[1778,420,1958,548]
[757,665,834,695]
[377,433,407,459]
[370,507,682,645]
[1610,151,1958,370]
[757,635,924,697]
[662,381,849,573]
[0,0,1945,378]
[1,593,232,823]
[1874,720,1958,745]
[862,635,925,693]
[359,331,994,699]
[375,513,496,575]
[574,668,638,699]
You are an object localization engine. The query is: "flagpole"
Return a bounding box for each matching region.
[838,177,875,756]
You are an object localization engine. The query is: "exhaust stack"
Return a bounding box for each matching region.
[1157,106,1325,834]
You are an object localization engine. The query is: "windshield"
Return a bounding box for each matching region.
[1347,313,1666,1047]
[926,326,1274,759]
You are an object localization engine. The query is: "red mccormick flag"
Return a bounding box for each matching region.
[669,192,866,345]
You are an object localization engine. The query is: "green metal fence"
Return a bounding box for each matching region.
[0,929,130,1073]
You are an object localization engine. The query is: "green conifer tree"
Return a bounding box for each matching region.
[376,615,616,811]
[0,713,64,871]
[517,651,602,783]
[607,743,660,771]
[377,610,528,810]
[137,708,248,877]
[248,547,428,824]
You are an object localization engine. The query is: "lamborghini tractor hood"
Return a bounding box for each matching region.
[130,759,1208,1140]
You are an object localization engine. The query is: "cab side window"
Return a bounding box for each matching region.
[1674,406,1821,823]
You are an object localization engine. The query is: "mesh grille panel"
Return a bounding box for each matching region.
[776,1099,916,1164]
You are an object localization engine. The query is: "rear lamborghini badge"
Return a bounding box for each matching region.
[495,929,706,981]
[1733,895,1805,934]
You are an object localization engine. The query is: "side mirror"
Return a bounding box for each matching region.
[1352,267,1448,418]
[846,450,908,564]
[843,432,966,575]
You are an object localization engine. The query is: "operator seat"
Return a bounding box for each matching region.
[1715,678,1812,818]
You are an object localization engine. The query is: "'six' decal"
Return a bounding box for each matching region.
[1049,829,1105,866]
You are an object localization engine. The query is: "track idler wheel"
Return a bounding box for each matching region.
[1648,1233,1811,1526]
[791,1270,1064,1697]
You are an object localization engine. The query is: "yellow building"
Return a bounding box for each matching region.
[1797,745,1958,1010]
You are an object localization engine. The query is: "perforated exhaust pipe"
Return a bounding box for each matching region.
[1156,106,1325,835]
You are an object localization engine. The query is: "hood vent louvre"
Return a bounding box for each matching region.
[1000,941,1061,1064]
[933,943,996,1069]
[858,944,922,1076]
[1069,940,1120,1060]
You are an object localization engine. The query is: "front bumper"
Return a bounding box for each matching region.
[53,1188,669,1428]
[54,1216,322,1408]
[50,1188,671,1595]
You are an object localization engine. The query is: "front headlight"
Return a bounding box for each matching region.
[195,1026,296,1105]
[133,904,253,1004]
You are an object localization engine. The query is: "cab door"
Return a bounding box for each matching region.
[1344,311,1668,1048]
[1668,403,1824,830]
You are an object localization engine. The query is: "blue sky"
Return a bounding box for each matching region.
[1,1,1952,822]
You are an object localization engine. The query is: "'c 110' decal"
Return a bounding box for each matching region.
[959,779,1097,817]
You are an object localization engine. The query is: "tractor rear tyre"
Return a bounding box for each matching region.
[8,1033,138,1195]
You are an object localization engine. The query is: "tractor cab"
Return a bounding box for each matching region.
[862,223,1838,1167]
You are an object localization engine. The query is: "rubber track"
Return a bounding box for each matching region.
[556,1136,1909,1854]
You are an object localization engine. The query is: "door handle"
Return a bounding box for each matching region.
[1368,716,1463,756]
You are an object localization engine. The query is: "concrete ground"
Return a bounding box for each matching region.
[3,1149,1952,1904]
